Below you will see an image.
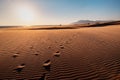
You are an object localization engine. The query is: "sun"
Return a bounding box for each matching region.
[12,2,40,26]
[13,3,38,26]
[17,6,35,22]
[19,8,34,21]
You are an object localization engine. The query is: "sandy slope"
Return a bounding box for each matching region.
[0,25,120,80]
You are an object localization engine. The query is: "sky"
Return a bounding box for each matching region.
[0,0,120,26]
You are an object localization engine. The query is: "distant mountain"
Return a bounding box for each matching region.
[72,20,113,25]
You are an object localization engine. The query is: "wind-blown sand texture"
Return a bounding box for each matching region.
[0,25,120,80]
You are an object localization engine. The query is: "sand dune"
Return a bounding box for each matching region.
[0,25,120,79]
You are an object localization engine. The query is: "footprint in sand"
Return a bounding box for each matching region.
[34,52,39,56]
[30,46,33,49]
[48,46,51,49]
[60,45,64,49]
[12,53,19,58]
[53,51,61,57]
[34,53,39,56]
[14,63,25,73]
[43,60,51,71]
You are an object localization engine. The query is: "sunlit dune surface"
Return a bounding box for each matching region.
[0,24,120,79]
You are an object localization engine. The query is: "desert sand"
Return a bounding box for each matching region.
[0,24,120,80]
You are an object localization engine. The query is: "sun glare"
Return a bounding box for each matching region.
[13,3,38,26]
[19,8,34,21]
[18,6,35,22]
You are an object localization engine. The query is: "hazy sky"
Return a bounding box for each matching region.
[0,0,120,25]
